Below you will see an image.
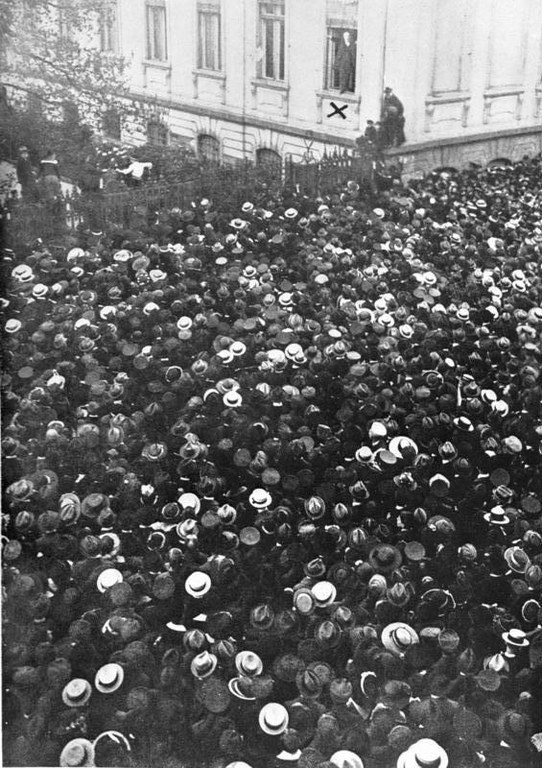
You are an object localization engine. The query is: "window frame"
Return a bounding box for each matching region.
[100,0,119,53]
[145,0,168,63]
[257,1,285,82]
[197,1,222,72]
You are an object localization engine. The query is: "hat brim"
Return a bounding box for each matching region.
[62,682,92,708]
[95,666,124,693]
[228,676,256,700]
[59,739,96,767]
[397,746,448,768]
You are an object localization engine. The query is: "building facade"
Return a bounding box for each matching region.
[102,0,542,173]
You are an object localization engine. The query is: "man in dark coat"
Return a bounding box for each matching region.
[16,147,37,201]
[381,86,406,147]
[337,31,356,93]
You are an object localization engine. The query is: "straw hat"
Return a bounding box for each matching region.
[259,702,289,735]
[191,651,218,680]
[94,663,124,693]
[381,622,419,657]
[235,650,263,677]
[185,571,211,598]
[502,628,529,649]
[228,675,256,701]
[249,488,272,509]
[96,568,123,593]
[62,678,92,707]
[397,738,448,768]
[483,505,510,525]
[330,751,364,768]
[178,492,201,514]
[369,544,402,573]
[59,738,95,767]
[311,580,337,607]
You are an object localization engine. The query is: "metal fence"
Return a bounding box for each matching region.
[285,146,377,196]
[3,149,377,249]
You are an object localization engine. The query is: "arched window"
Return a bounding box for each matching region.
[256,148,282,179]
[147,117,169,146]
[198,134,220,163]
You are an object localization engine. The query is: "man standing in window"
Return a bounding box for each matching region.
[337,31,356,94]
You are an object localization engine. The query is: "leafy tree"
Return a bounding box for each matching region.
[1,0,129,120]
[0,0,148,182]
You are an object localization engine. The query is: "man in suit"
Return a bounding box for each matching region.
[16,146,37,201]
[381,86,406,147]
[337,31,356,94]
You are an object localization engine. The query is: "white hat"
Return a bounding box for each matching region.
[62,679,92,708]
[177,316,193,331]
[397,738,448,768]
[225,763,253,768]
[230,340,247,356]
[185,571,211,598]
[381,622,419,657]
[389,436,418,459]
[249,488,272,509]
[223,390,243,408]
[235,650,264,677]
[59,738,95,767]
[178,492,201,514]
[369,421,387,441]
[311,580,337,607]
[5,319,22,333]
[12,264,34,282]
[67,247,86,262]
[96,568,123,593]
[94,663,124,693]
[190,650,218,679]
[330,750,364,768]
[258,702,289,735]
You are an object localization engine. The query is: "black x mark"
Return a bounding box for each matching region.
[327,102,348,119]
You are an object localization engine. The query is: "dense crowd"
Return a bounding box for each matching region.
[2,154,542,768]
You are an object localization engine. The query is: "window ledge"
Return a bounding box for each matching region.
[317,89,360,105]
[426,91,471,104]
[251,78,289,92]
[484,86,525,98]
[143,60,171,70]
[193,68,226,81]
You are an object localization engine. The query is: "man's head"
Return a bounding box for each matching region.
[343,31,351,44]
[385,87,393,94]
[19,146,29,157]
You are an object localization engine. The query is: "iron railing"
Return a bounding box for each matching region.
[3,148,377,249]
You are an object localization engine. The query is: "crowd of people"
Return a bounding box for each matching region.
[2,152,542,768]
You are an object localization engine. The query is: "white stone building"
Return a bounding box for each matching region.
[36,0,542,174]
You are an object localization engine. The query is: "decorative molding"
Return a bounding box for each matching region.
[192,69,227,104]
[250,79,290,118]
[142,60,171,71]
[424,92,471,132]
[535,86,542,119]
[482,87,525,124]
[425,91,471,105]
